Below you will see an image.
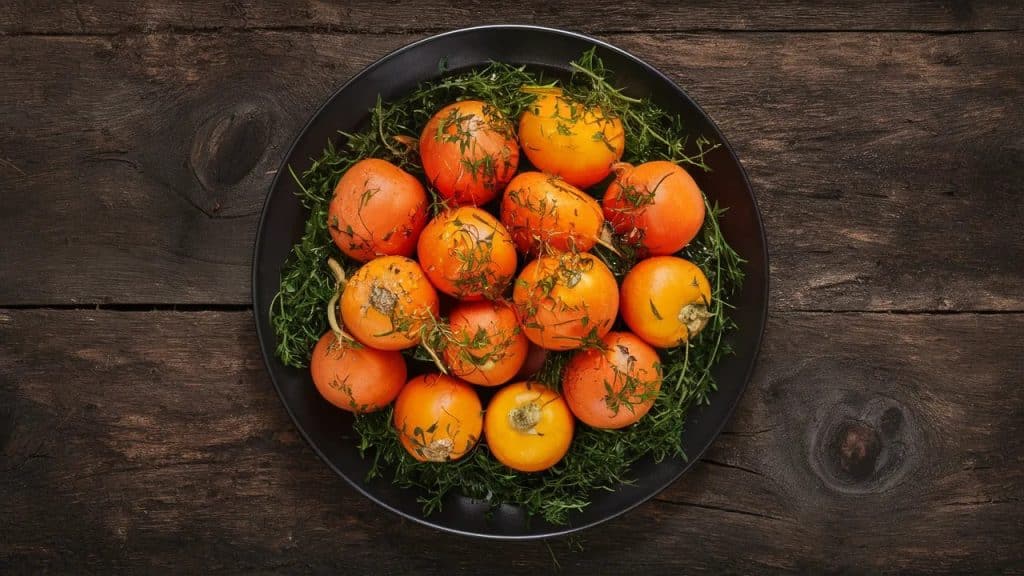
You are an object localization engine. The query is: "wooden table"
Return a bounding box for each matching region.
[2,2,1022,572]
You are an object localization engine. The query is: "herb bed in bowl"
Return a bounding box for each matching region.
[252,25,767,539]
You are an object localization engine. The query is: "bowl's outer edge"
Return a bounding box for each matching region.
[251,24,769,540]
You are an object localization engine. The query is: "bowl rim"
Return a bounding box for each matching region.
[251,23,769,540]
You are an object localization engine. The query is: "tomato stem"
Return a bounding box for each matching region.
[519,84,560,95]
[596,224,623,257]
[610,161,633,177]
[679,303,711,340]
[509,402,542,433]
[392,134,419,153]
[325,258,356,345]
[420,338,449,375]
[327,257,347,286]
[325,292,356,345]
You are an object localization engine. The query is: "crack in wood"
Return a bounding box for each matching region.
[700,458,766,478]
[941,498,1022,508]
[720,426,780,438]
[84,151,142,171]
[652,498,786,522]
[4,452,54,473]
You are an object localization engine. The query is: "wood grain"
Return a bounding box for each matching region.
[0,31,1021,310]
[1,0,1021,35]
[1,310,1020,572]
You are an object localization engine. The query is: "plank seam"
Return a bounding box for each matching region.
[0,304,253,312]
[786,309,1024,315]
[0,27,1019,39]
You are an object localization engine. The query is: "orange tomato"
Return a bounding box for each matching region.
[484,382,574,472]
[512,252,619,351]
[327,158,428,262]
[340,256,440,350]
[603,161,705,256]
[393,373,482,462]
[518,88,625,189]
[416,206,517,300]
[442,300,528,387]
[420,100,519,206]
[620,256,712,348]
[500,171,605,254]
[562,331,662,429]
[309,332,406,413]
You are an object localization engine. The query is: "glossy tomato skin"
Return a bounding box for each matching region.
[512,252,619,351]
[310,332,406,413]
[620,256,712,348]
[442,300,528,387]
[562,331,662,429]
[340,256,440,351]
[416,206,517,300]
[327,158,428,262]
[603,161,705,256]
[500,171,604,254]
[420,100,519,206]
[393,374,482,462]
[518,89,625,189]
[484,382,574,472]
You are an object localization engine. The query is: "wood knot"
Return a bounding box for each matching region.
[827,420,881,482]
[810,396,915,494]
[189,103,271,192]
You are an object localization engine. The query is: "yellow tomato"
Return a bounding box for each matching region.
[484,382,574,472]
[518,88,625,189]
[620,256,712,348]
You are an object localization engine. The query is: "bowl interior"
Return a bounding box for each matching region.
[252,25,768,539]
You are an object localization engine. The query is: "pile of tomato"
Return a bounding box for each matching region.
[309,88,712,473]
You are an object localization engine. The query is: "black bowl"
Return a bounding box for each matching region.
[252,25,768,540]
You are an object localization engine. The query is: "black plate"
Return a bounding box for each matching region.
[252,25,768,540]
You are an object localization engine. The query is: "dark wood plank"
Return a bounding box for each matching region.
[1,0,1021,34]
[1,32,1021,309]
[0,33,401,307]
[1,310,1021,572]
